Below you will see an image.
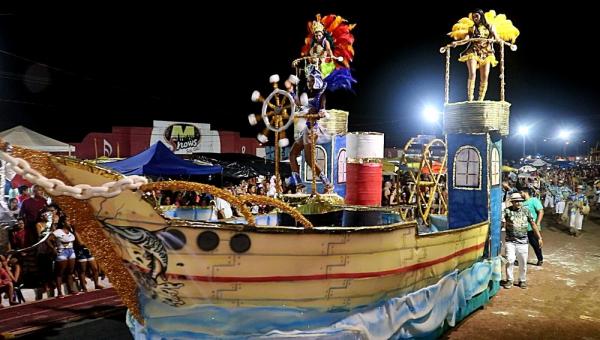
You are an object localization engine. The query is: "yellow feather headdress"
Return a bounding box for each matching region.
[448,10,520,43]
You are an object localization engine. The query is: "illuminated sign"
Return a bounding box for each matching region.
[164,124,201,151]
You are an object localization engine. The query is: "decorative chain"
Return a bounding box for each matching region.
[0,144,147,199]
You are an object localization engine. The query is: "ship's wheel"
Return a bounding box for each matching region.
[248,74,301,148]
[249,74,303,194]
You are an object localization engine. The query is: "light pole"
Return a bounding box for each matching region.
[518,126,529,159]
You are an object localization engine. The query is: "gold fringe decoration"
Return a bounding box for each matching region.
[11,146,144,324]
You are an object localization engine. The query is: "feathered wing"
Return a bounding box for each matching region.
[485,10,520,43]
[448,17,474,40]
[324,68,357,93]
[301,14,356,68]
[448,11,519,43]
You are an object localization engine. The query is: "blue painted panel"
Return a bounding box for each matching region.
[300,135,347,196]
[488,186,501,257]
[447,134,488,228]
[332,135,347,197]
[300,142,331,194]
[488,139,502,257]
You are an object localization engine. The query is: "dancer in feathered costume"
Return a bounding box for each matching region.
[449,9,519,101]
[288,14,356,191]
[299,14,355,78]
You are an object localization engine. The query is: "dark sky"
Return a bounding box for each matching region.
[0,1,598,159]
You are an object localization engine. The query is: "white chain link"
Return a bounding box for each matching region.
[0,149,147,199]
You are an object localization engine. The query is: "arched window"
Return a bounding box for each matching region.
[337,148,347,183]
[454,146,481,189]
[304,146,327,182]
[491,147,500,186]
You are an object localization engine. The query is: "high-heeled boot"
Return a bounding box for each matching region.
[467,79,475,101]
[478,81,488,101]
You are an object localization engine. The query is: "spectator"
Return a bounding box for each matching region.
[0,255,17,306]
[16,186,29,205]
[35,207,57,300]
[9,218,27,251]
[6,198,20,219]
[48,214,77,297]
[19,185,47,246]
[74,232,103,292]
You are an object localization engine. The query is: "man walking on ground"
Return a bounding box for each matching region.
[521,188,544,266]
[503,193,543,289]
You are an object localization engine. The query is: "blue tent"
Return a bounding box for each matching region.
[103,141,222,176]
[553,160,576,169]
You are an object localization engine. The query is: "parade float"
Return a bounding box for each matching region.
[0,10,518,339]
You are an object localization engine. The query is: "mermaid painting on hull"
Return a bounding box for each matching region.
[103,222,184,307]
[289,15,356,191]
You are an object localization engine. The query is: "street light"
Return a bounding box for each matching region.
[558,129,572,157]
[423,106,439,123]
[421,105,440,134]
[558,129,571,140]
[517,125,529,159]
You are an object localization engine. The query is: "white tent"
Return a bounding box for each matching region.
[519,165,537,173]
[0,125,75,153]
[531,159,547,167]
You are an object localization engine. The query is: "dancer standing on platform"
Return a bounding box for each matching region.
[448,9,519,101]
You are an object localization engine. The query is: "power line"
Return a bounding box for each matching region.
[0,70,51,85]
[0,97,56,108]
[0,49,84,79]
[0,48,164,102]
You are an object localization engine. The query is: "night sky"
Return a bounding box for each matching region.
[0,1,598,160]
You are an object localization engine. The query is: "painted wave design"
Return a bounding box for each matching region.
[127,258,500,339]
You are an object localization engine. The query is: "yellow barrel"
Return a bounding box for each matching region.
[294,109,349,139]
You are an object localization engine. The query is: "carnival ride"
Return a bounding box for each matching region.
[396,136,448,225]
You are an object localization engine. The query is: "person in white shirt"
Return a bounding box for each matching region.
[48,211,77,297]
[212,197,233,220]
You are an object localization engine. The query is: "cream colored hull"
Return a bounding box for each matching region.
[110,221,488,310]
[53,158,488,310]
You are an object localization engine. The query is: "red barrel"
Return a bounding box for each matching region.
[345,162,383,206]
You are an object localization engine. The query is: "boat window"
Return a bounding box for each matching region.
[197,231,220,251]
[304,145,327,182]
[337,148,347,183]
[230,233,251,253]
[160,229,187,250]
[454,146,481,189]
[491,147,500,186]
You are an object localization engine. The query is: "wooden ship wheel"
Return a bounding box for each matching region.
[249,74,300,193]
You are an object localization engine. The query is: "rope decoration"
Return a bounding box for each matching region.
[445,49,451,104]
[500,43,505,101]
